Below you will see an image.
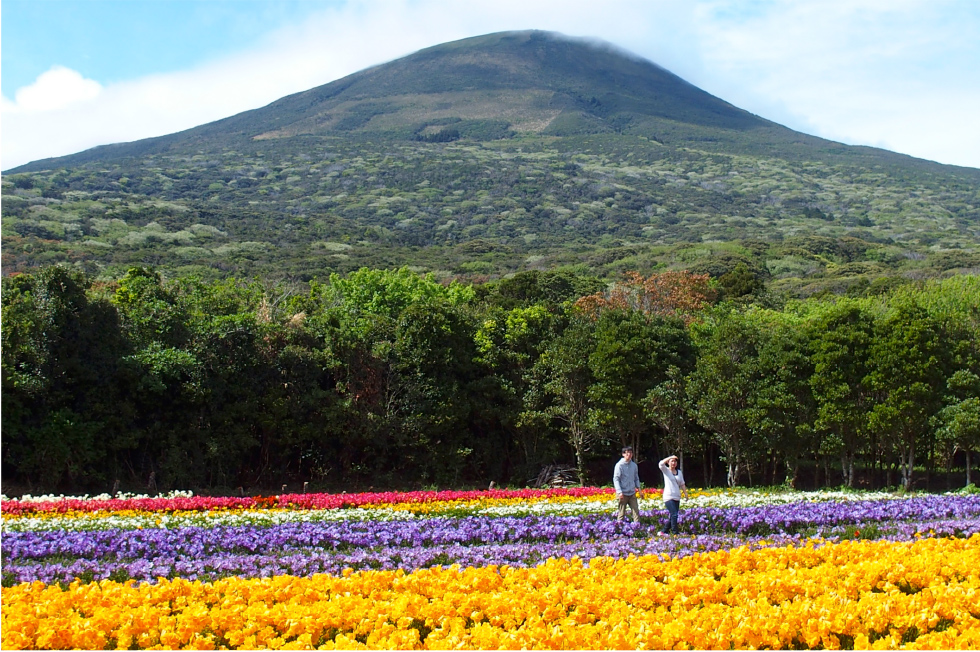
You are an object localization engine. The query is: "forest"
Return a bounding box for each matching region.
[3,264,978,496]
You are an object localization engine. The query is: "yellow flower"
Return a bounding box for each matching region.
[4,535,980,649]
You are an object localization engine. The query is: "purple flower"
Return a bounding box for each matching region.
[4,494,979,585]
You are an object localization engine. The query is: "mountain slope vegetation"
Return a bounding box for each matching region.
[3,31,979,294]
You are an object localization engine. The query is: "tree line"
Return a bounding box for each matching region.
[2,265,978,495]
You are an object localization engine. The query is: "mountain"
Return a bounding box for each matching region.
[3,31,979,293]
[10,30,770,169]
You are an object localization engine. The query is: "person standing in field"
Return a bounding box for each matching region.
[613,446,642,522]
[659,454,688,534]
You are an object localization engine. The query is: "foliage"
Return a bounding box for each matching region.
[575,270,713,324]
[807,299,876,487]
[1,260,978,494]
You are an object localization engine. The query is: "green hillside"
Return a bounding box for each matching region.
[3,30,979,294]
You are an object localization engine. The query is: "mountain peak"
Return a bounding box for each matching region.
[245,29,763,141]
[10,30,772,172]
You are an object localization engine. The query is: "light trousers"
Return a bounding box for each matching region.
[617,493,641,522]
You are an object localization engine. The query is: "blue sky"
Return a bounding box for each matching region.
[2,1,321,96]
[3,0,979,170]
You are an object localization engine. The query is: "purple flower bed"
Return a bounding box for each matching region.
[6,494,978,563]
[2,515,638,561]
[6,518,979,585]
[0,533,803,585]
[680,493,980,535]
[4,494,979,585]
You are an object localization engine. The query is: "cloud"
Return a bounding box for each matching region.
[4,66,103,113]
[690,0,980,167]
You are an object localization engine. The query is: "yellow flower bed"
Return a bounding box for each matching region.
[4,535,978,650]
[387,487,717,512]
[375,491,618,514]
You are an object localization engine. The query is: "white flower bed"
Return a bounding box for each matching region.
[1,490,195,503]
[2,489,906,533]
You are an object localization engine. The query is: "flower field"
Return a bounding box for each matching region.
[3,487,980,649]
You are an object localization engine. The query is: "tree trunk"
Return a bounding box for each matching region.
[901,448,915,492]
[945,447,954,491]
[724,438,741,488]
[727,456,739,488]
[702,445,708,487]
[784,458,798,489]
[705,444,716,487]
[967,450,972,487]
[926,444,933,489]
[573,438,588,486]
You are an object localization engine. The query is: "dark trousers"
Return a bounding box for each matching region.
[664,499,680,534]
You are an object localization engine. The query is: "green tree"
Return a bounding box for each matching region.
[918,275,980,487]
[304,266,484,485]
[1,267,128,489]
[319,266,474,321]
[808,300,875,487]
[935,371,980,486]
[391,298,481,483]
[476,269,605,310]
[523,313,598,482]
[866,297,950,491]
[718,262,766,301]
[687,310,760,487]
[474,303,569,480]
[112,266,187,348]
[645,366,694,469]
[741,310,816,487]
[588,309,693,457]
